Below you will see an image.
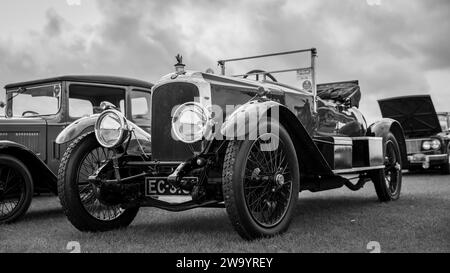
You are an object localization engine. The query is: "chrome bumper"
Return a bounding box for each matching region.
[408,154,449,169]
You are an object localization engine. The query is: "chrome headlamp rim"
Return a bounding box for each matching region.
[430,138,442,150]
[171,102,211,144]
[422,140,431,151]
[95,109,129,148]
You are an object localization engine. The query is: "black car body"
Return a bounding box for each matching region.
[379,95,450,173]
[0,75,152,223]
[57,49,407,240]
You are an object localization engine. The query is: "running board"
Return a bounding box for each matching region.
[333,165,385,174]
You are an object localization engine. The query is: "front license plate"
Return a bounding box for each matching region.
[145,177,196,196]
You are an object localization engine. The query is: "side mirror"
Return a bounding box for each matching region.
[0,101,5,109]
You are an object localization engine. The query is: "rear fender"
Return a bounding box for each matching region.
[367,118,407,167]
[56,115,99,144]
[0,141,57,194]
[220,100,333,175]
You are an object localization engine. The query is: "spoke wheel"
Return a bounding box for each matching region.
[0,155,33,224]
[223,121,300,240]
[371,132,402,202]
[77,147,124,221]
[58,133,139,232]
[383,140,401,196]
[244,133,293,228]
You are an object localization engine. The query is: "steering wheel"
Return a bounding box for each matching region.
[22,111,39,116]
[243,69,278,82]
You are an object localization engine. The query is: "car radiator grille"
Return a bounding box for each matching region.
[405,139,425,154]
[151,82,201,161]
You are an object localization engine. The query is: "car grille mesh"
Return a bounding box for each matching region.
[151,82,200,161]
[405,139,426,154]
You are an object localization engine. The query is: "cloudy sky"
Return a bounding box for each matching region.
[0,0,449,122]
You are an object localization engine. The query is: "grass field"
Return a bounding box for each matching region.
[0,171,449,253]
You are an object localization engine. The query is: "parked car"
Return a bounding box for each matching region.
[379,95,450,174]
[57,49,407,240]
[0,75,152,224]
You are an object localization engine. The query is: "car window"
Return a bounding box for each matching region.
[10,84,61,117]
[131,90,151,124]
[69,84,125,120]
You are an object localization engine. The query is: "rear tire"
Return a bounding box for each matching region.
[370,132,402,202]
[57,134,139,232]
[222,122,300,240]
[0,155,33,224]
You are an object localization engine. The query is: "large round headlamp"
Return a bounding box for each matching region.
[431,139,441,150]
[172,102,211,143]
[422,140,431,151]
[95,110,129,148]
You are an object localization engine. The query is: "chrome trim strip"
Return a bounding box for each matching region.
[333,165,385,174]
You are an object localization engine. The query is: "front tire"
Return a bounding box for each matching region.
[222,122,300,240]
[0,155,33,224]
[57,134,139,232]
[370,132,402,202]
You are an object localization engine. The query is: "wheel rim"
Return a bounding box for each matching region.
[384,140,401,196]
[77,147,125,221]
[0,165,26,220]
[243,133,293,228]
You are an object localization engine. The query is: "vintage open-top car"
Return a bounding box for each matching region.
[56,49,407,240]
[379,95,450,174]
[0,75,152,224]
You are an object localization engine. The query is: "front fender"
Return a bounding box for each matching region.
[56,114,100,144]
[220,99,333,175]
[367,118,407,166]
[0,141,57,194]
[220,100,281,139]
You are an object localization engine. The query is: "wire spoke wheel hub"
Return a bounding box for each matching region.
[243,133,293,228]
[77,147,124,221]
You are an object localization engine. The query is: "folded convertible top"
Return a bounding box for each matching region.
[317,80,361,108]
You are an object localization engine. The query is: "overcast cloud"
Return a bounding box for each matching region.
[0,0,449,122]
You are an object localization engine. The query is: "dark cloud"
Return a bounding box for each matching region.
[44,8,66,37]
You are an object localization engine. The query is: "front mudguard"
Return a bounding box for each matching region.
[367,118,407,167]
[56,115,100,144]
[0,141,57,194]
[220,100,283,140]
[220,99,333,176]
[57,114,152,155]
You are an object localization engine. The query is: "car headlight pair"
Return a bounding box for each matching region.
[95,110,129,148]
[422,139,441,151]
[172,102,211,144]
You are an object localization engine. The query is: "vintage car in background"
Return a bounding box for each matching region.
[57,49,407,240]
[0,75,152,224]
[379,95,450,174]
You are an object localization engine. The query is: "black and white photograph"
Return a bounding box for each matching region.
[0,0,449,260]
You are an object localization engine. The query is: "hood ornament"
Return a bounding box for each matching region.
[172,54,186,79]
[174,54,186,74]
